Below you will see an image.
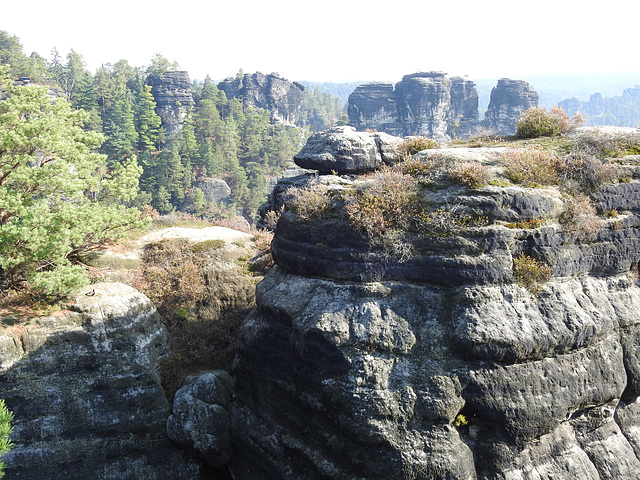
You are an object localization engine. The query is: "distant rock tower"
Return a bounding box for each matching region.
[483,78,539,135]
[217,72,305,126]
[347,72,479,141]
[147,71,195,138]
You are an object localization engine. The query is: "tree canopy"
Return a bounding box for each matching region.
[0,67,149,297]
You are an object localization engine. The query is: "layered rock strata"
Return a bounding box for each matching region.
[0,283,202,479]
[348,71,479,140]
[231,128,640,479]
[484,78,539,135]
[218,72,305,126]
[147,70,195,138]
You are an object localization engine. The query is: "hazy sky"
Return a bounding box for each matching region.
[3,0,640,83]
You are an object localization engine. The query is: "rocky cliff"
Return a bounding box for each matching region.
[217,72,305,126]
[347,73,541,140]
[147,71,195,138]
[231,127,640,479]
[0,283,202,479]
[483,78,539,135]
[348,72,479,141]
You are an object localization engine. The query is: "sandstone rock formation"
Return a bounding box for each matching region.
[231,127,640,479]
[217,72,305,126]
[0,283,202,479]
[167,370,235,468]
[293,125,403,174]
[147,71,195,138]
[347,72,479,140]
[484,78,539,135]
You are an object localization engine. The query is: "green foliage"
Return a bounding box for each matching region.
[397,136,440,159]
[0,68,149,298]
[0,399,13,478]
[516,106,584,138]
[513,255,552,294]
[133,238,259,396]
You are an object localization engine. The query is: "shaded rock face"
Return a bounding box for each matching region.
[192,177,232,204]
[217,72,305,125]
[484,78,539,135]
[167,370,235,468]
[0,283,202,479]
[148,71,195,138]
[233,143,640,479]
[293,125,403,174]
[348,72,479,140]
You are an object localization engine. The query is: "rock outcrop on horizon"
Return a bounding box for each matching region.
[147,70,195,138]
[231,126,640,479]
[217,72,305,126]
[483,78,539,135]
[348,71,479,141]
[347,73,542,139]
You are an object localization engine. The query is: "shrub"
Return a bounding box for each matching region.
[513,255,552,293]
[449,162,488,188]
[516,106,584,138]
[561,194,602,240]
[344,169,424,238]
[287,185,336,220]
[501,147,564,185]
[568,127,640,158]
[397,135,440,159]
[0,399,13,479]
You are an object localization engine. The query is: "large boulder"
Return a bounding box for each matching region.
[293,125,402,174]
[167,370,235,467]
[0,283,202,479]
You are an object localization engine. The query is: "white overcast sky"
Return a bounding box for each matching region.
[2,0,639,83]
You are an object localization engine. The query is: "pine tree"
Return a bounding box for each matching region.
[133,79,162,151]
[0,67,148,297]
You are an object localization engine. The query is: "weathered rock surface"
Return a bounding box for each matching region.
[293,125,402,174]
[233,136,640,478]
[0,283,203,479]
[348,72,479,140]
[167,370,234,467]
[148,71,195,138]
[484,78,539,135]
[218,72,304,125]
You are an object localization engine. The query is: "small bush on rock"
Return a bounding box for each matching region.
[397,135,439,159]
[287,185,336,220]
[513,255,552,293]
[501,147,564,185]
[449,162,488,188]
[561,194,602,240]
[516,106,584,138]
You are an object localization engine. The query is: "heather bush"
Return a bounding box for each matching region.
[396,135,440,159]
[287,185,336,220]
[568,127,640,158]
[133,237,260,397]
[561,194,602,240]
[344,169,424,238]
[449,162,488,188]
[501,147,564,185]
[516,106,584,138]
[513,255,552,293]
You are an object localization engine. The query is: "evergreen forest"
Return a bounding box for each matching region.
[0,31,347,224]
